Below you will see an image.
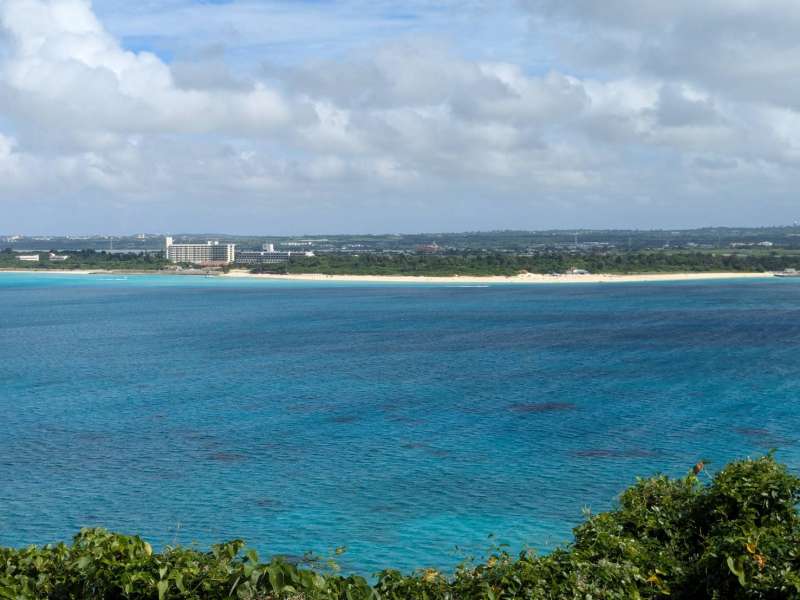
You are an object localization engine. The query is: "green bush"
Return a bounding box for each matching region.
[2,456,800,599]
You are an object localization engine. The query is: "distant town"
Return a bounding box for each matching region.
[4,226,800,275]
[5,226,800,253]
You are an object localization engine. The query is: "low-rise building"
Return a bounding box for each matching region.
[236,250,292,265]
[17,254,40,262]
[49,253,69,261]
[236,250,315,265]
[416,242,440,254]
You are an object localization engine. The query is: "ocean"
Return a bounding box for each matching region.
[1,273,799,575]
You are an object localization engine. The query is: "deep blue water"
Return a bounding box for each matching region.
[1,273,800,575]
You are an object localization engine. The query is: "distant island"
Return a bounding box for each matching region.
[4,226,800,279]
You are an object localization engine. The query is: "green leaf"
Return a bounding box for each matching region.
[157,579,168,600]
[173,572,185,593]
[726,556,747,586]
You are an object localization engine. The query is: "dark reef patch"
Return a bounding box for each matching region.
[400,442,450,457]
[331,415,360,424]
[181,430,221,449]
[735,427,794,448]
[75,431,112,443]
[510,402,577,414]
[573,448,658,459]
[736,427,771,437]
[387,415,427,426]
[255,498,283,509]
[208,452,247,463]
[401,442,428,450]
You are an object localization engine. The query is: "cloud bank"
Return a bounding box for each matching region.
[1,0,799,233]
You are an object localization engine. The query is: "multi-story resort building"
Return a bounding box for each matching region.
[164,237,235,265]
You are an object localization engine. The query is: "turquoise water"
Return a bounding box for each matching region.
[1,273,799,575]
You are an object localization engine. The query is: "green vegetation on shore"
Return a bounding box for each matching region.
[2,456,799,599]
[5,246,800,277]
[251,251,800,276]
[0,249,168,271]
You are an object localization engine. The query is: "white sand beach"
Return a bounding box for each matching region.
[0,269,777,283]
[220,270,772,284]
[0,269,98,275]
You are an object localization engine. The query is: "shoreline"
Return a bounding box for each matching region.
[0,269,205,276]
[0,269,99,275]
[220,271,773,284]
[0,269,777,284]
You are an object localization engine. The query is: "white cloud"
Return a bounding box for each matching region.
[1,0,800,233]
[520,0,800,108]
[1,0,294,139]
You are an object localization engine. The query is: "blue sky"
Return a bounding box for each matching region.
[94,0,545,70]
[1,0,800,234]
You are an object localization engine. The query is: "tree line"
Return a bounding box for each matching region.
[249,251,800,276]
[0,249,169,270]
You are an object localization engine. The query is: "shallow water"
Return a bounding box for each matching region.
[1,273,799,574]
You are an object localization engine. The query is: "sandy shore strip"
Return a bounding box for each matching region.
[0,269,776,283]
[220,270,773,284]
[0,269,207,276]
[0,269,98,275]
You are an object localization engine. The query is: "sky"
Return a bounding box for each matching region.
[2,0,800,234]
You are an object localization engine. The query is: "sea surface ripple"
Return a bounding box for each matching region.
[1,273,799,574]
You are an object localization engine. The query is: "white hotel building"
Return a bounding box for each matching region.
[165,237,236,265]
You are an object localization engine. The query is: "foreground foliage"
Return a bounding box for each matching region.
[2,456,799,599]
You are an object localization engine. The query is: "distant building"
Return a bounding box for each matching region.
[731,241,775,248]
[566,268,590,275]
[48,252,69,261]
[416,242,440,254]
[165,237,235,265]
[237,250,292,265]
[17,254,39,262]
[237,248,314,265]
